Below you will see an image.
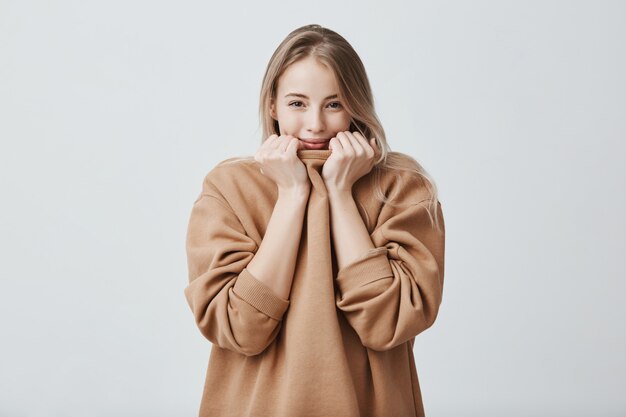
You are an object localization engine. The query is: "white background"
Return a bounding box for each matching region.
[1,1,624,416]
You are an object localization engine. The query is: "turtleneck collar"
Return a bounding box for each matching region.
[297,149,331,160]
[297,149,331,172]
[295,150,330,193]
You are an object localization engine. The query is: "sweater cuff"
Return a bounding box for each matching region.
[232,268,290,321]
[335,247,394,294]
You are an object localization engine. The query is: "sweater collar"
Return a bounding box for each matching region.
[295,150,329,189]
[297,149,331,160]
[296,149,332,172]
[297,150,331,172]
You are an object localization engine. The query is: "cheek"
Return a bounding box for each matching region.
[333,115,352,131]
[277,112,300,130]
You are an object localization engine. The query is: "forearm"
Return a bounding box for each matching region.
[327,189,375,270]
[246,188,309,300]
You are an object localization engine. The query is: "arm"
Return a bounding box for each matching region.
[329,188,445,352]
[327,189,375,269]
[246,188,308,300]
[184,179,307,356]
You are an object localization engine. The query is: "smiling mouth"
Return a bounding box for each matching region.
[299,138,331,143]
[298,139,331,150]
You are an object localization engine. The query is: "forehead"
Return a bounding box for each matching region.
[277,57,339,97]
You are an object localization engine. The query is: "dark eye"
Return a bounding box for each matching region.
[289,101,304,108]
[328,102,342,109]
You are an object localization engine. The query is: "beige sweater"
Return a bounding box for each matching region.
[184,149,445,417]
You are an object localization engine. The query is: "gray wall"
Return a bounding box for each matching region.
[0,0,624,415]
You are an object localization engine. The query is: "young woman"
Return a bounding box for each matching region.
[184,24,446,417]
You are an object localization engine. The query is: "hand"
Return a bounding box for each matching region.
[321,131,380,193]
[254,134,310,195]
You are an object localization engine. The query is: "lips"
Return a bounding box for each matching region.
[299,138,330,150]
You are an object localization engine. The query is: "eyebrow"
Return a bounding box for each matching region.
[284,93,338,100]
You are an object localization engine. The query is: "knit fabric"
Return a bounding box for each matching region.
[184,149,445,417]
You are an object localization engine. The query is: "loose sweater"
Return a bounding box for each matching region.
[184,149,445,417]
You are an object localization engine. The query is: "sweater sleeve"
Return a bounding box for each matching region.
[334,197,445,352]
[183,180,290,356]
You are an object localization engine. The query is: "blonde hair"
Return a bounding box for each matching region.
[223,24,442,231]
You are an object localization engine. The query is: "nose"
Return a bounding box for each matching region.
[307,108,325,132]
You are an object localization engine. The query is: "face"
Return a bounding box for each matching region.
[270,56,352,150]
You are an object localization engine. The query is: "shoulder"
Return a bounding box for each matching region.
[374,151,436,205]
[196,155,266,201]
[209,155,259,182]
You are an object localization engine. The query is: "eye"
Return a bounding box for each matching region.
[328,102,342,109]
[288,101,304,108]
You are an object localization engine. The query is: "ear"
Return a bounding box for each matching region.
[270,99,277,120]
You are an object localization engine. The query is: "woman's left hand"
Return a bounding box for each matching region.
[321,131,380,193]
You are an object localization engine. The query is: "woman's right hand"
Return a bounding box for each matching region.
[254,135,310,195]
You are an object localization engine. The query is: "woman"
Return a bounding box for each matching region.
[184,24,445,417]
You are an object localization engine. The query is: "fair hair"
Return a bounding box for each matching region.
[222,24,442,231]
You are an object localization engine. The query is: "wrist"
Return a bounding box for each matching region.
[278,185,310,202]
[326,186,353,200]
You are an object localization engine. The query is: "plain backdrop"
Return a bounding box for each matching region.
[1,0,624,416]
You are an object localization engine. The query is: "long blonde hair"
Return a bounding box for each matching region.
[223,24,442,231]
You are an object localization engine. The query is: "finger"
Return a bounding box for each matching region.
[328,137,341,152]
[265,134,278,143]
[336,131,354,155]
[370,137,381,156]
[278,135,292,152]
[286,137,299,154]
[279,142,289,152]
[351,131,371,156]
[265,135,280,150]
[270,135,283,149]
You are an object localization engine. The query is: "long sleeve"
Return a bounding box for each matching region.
[183,178,290,356]
[334,196,445,352]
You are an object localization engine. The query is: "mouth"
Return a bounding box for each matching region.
[298,138,331,150]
